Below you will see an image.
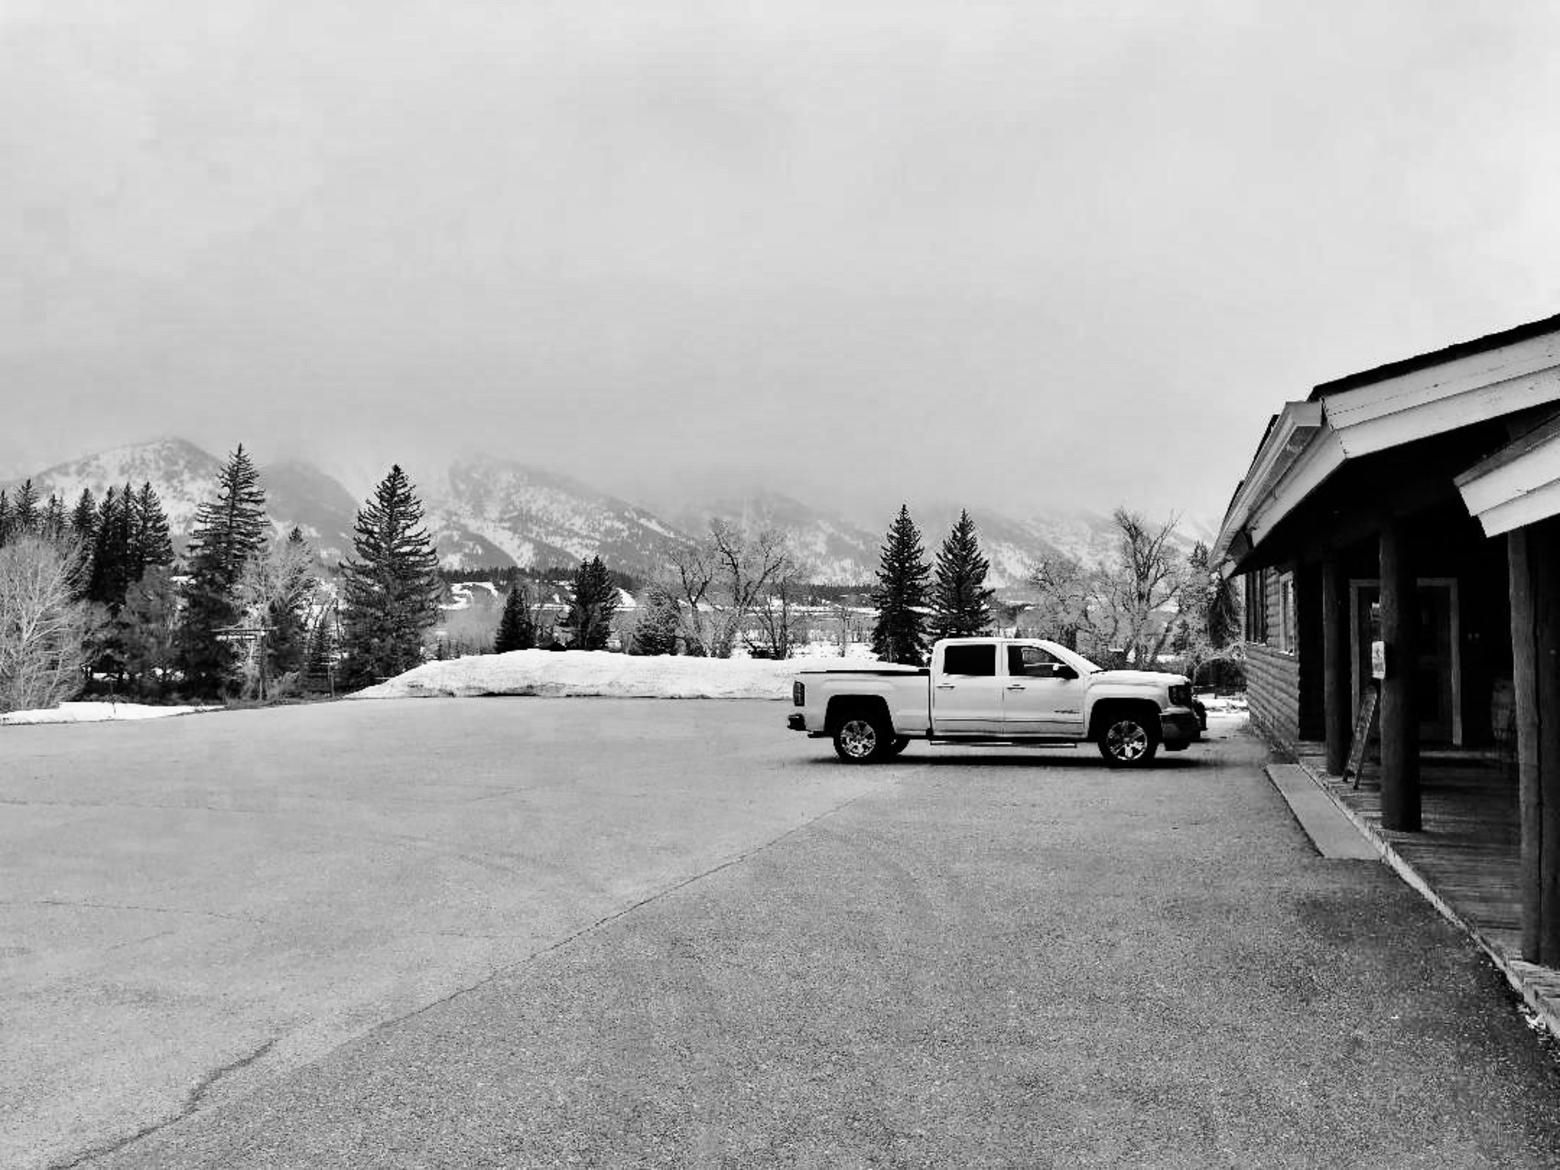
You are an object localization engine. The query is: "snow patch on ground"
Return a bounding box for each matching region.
[348,649,874,701]
[1,701,221,726]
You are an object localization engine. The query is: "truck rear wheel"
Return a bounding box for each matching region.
[834,715,890,763]
[1097,714,1159,768]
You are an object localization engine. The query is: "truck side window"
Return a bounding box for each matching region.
[1008,645,1062,678]
[942,645,996,676]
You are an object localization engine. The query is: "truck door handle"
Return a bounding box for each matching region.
[1006,684,1026,691]
[935,684,956,690]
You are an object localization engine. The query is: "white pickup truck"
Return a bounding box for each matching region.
[786,637,1204,767]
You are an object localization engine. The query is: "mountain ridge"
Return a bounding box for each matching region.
[5,439,1214,588]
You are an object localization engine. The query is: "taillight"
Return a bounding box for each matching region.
[793,681,805,706]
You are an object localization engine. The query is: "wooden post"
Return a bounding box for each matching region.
[1509,520,1560,964]
[1322,557,1349,776]
[1379,523,1421,831]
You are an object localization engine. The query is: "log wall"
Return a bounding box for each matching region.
[1246,641,1302,753]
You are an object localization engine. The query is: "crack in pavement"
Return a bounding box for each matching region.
[47,1038,279,1170]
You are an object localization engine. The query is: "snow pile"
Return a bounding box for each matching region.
[1,701,220,726]
[349,649,902,702]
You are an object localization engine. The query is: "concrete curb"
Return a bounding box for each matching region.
[1270,760,1560,1044]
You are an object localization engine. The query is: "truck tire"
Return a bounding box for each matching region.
[834,714,891,763]
[1097,712,1159,768]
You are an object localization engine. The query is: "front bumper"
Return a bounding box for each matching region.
[1160,707,1203,751]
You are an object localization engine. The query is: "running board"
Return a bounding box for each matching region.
[925,737,1083,747]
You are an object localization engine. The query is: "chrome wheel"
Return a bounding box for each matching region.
[837,718,880,760]
[1099,717,1157,766]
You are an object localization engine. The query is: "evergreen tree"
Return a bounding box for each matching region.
[494,582,538,653]
[179,444,270,696]
[631,586,682,655]
[70,488,97,546]
[929,509,995,640]
[339,465,443,685]
[129,482,175,577]
[12,480,39,535]
[0,489,10,547]
[869,504,932,665]
[40,494,67,541]
[118,566,181,698]
[88,487,132,608]
[564,556,619,650]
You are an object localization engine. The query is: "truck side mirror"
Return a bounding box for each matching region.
[1054,664,1077,680]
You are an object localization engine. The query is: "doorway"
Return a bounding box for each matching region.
[1349,578,1461,746]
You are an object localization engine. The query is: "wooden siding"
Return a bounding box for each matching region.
[1247,641,1302,751]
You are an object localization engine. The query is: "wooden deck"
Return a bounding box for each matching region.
[1290,742,1560,1032]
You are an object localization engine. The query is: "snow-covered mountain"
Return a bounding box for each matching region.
[681,491,884,586]
[6,439,1213,587]
[427,456,696,580]
[9,438,223,544]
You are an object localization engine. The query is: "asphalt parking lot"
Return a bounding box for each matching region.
[4,698,1560,1167]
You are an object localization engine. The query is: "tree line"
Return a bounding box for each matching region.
[0,447,449,712]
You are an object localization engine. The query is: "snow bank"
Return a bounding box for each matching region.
[349,649,886,701]
[1,701,220,726]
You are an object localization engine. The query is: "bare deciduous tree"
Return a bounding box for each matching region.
[0,536,89,713]
[661,521,795,658]
[1102,508,1188,669]
[1025,509,1190,669]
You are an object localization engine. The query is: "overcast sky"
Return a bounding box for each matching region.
[4,1,1559,525]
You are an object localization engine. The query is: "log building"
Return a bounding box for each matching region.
[1213,311,1560,966]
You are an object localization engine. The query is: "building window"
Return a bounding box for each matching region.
[1277,571,1296,653]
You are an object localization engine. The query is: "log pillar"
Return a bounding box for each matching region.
[1379,523,1421,831]
[1322,557,1349,776]
[1509,518,1560,964]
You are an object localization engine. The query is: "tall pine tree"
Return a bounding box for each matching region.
[70,488,97,547]
[870,504,931,665]
[494,582,538,653]
[129,482,175,577]
[339,465,443,685]
[12,480,39,535]
[0,489,10,547]
[179,444,270,695]
[40,494,66,541]
[929,509,995,640]
[564,556,619,650]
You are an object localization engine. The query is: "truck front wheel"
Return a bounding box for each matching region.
[834,715,890,763]
[1097,714,1159,767]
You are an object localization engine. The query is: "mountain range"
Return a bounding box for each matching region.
[4,438,1215,590]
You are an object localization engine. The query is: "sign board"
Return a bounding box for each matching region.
[1370,639,1387,680]
[1343,683,1380,788]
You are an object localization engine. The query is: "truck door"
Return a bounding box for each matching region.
[1003,644,1086,736]
[933,643,1004,733]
